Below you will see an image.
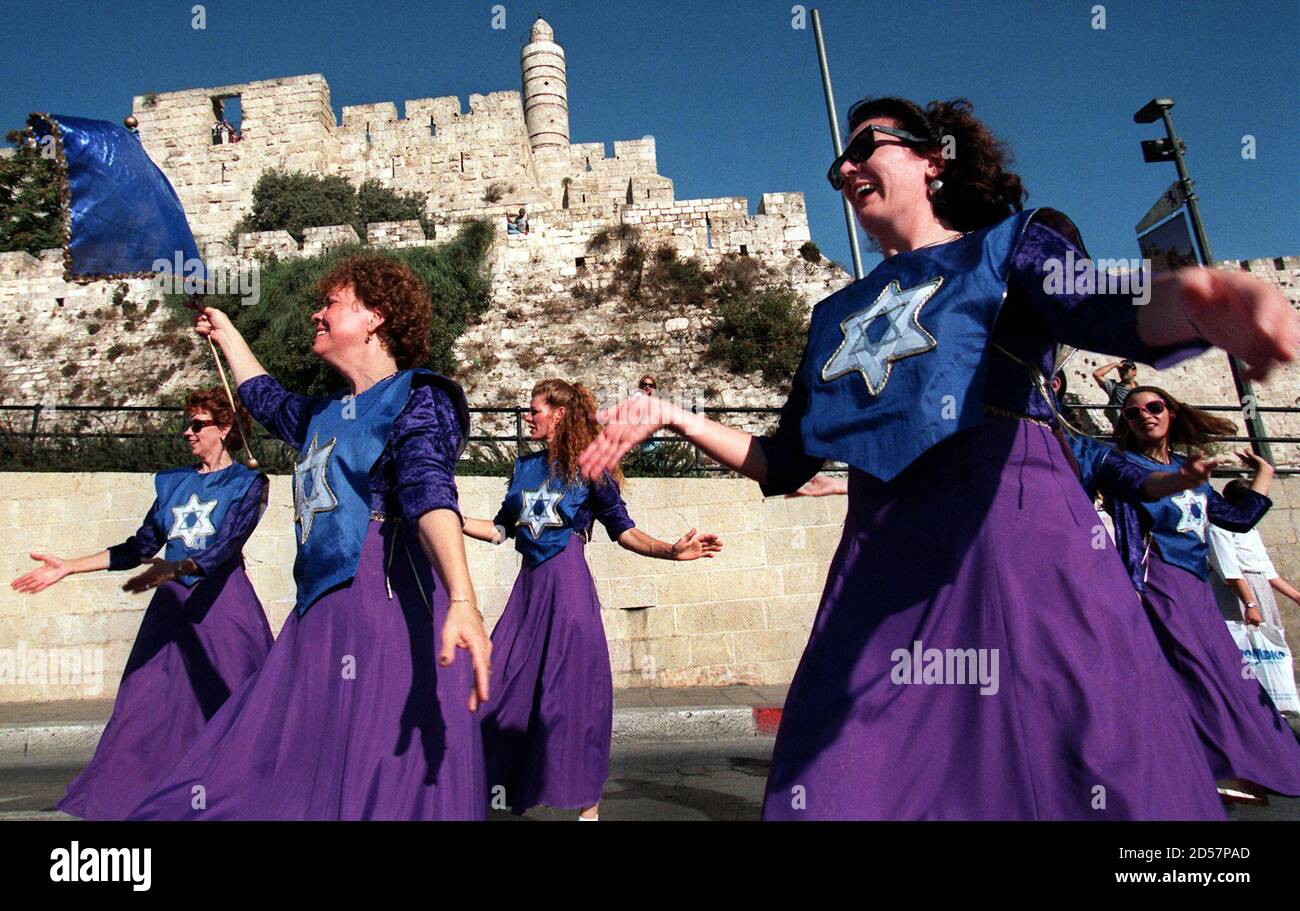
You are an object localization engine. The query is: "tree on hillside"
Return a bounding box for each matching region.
[233,169,434,246]
[0,129,63,256]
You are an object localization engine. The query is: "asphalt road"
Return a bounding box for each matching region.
[3,738,1296,821]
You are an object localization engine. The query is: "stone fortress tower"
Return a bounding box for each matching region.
[521,16,571,190]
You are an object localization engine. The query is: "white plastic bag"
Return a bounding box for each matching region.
[1227,621,1300,715]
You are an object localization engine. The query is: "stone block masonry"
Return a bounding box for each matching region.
[0,473,847,702]
[6,471,1300,703]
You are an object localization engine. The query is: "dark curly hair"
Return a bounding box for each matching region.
[314,254,431,368]
[185,386,252,455]
[847,96,1027,232]
[1112,385,1237,454]
[533,378,625,488]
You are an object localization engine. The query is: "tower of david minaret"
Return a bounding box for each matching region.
[520,15,571,193]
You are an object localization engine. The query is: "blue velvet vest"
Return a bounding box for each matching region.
[799,209,1035,481]
[1118,451,1213,579]
[291,369,417,614]
[154,463,260,586]
[502,451,590,568]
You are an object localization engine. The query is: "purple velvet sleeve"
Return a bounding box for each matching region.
[492,472,516,538]
[587,474,636,540]
[390,382,464,523]
[1093,451,1156,503]
[756,360,826,497]
[1008,212,1212,369]
[107,498,166,571]
[236,374,315,450]
[1208,487,1271,533]
[190,475,268,576]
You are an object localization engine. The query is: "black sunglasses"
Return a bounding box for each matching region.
[827,125,932,191]
[182,418,219,434]
[1122,400,1166,421]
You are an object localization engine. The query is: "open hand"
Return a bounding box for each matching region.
[1234,448,1272,474]
[1178,268,1299,382]
[10,553,68,594]
[122,558,181,593]
[671,528,723,561]
[579,395,678,480]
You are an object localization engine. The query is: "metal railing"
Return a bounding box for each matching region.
[3,400,1299,475]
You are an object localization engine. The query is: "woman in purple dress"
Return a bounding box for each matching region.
[127,254,492,820]
[11,387,272,819]
[1097,385,1300,799]
[579,96,1299,819]
[462,378,722,820]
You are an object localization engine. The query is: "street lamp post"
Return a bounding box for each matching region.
[1133,97,1272,462]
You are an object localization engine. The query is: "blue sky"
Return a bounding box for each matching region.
[3,0,1296,272]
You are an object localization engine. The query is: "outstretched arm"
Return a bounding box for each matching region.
[579,395,768,483]
[10,549,110,594]
[1135,268,1298,382]
[1270,576,1300,608]
[616,527,722,561]
[462,517,505,543]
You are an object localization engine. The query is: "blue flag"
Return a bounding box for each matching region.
[27,113,203,280]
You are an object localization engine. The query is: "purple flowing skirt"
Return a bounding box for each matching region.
[1141,551,1300,794]
[761,417,1226,820]
[127,521,486,820]
[481,534,612,814]
[57,562,272,820]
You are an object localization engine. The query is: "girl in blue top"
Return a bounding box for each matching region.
[1096,384,1300,800]
[462,378,722,819]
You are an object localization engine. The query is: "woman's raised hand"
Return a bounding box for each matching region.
[1176,268,1299,382]
[1234,447,1273,475]
[579,394,679,480]
[10,553,69,594]
[192,305,235,345]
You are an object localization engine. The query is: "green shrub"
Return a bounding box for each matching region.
[707,282,808,385]
[232,169,433,247]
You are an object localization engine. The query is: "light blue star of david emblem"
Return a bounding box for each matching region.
[294,433,338,544]
[821,277,943,395]
[518,482,565,540]
[1172,489,1208,542]
[168,493,217,549]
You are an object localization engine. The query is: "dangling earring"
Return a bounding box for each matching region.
[927,178,944,193]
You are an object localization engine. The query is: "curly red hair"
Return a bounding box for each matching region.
[533,378,624,487]
[315,254,431,368]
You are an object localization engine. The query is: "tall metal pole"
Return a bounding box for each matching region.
[1155,106,1272,461]
[811,8,864,280]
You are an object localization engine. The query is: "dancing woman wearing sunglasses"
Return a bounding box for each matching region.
[579,96,1300,819]
[11,387,273,819]
[1093,386,1300,799]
